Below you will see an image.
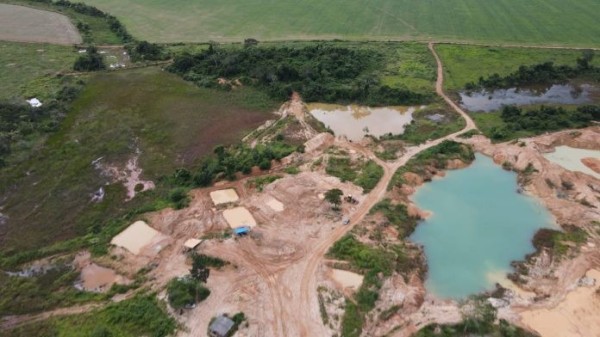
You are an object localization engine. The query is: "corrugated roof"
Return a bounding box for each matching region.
[209,316,234,336]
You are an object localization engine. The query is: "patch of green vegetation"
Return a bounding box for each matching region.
[0,67,276,259]
[355,160,384,193]
[190,253,229,269]
[6,294,177,337]
[73,45,105,71]
[468,52,599,90]
[166,276,210,309]
[370,199,419,239]
[81,0,600,47]
[416,316,537,337]
[383,105,465,145]
[389,140,475,190]
[330,234,420,337]
[0,41,78,100]
[474,105,599,142]
[0,264,104,315]
[436,45,600,90]
[532,226,588,258]
[340,300,362,337]
[168,44,431,106]
[326,157,383,193]
[284,166,300,175]
[248,175,283,191]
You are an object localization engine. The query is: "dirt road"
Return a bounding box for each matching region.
[0,303,102,331]
[428,42,478,131]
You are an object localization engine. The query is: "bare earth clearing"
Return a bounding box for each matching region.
[4,44,600,337]
[0,4,81,45]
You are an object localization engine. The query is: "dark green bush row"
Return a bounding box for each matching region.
[168,45,431,105]
[466,51,599,89]
[489,105,599,141]
[173,141,297,187]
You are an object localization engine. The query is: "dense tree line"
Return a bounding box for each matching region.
[489,104,600,140]
[466,51,599,90]
[168,45,430,105]
[0,85,83,167]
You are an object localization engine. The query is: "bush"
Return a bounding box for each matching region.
[73,46,105,71]
[166,277,210,309]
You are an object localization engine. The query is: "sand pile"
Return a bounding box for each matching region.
[520,269,600,337]
[210,189,239,206]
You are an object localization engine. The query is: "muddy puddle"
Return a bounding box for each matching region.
[308,104,419,141]
[459,84,595,112]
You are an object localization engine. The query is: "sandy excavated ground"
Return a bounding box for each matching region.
[127,164,365,337]
[222,207,257,228]
[210,189,240,205]
[520,269,600,337]
[110,220,167,255]
[331,269,364,290]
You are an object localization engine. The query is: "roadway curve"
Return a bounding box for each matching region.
[296,42,477,337]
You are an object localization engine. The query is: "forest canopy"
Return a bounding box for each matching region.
[168,45,431,105]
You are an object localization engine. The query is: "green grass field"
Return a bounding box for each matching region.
[81,0,600,47]
[0,41,77,100]
[0,67,277,252]
[436,44,600,91]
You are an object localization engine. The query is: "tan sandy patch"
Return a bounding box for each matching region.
[582,157,600,174]
[222,207,257,228]
[210,189,239,206]
[520,269,600,337]
[331,269,364,290]
[110,221,161,255]
[266,197,284,212]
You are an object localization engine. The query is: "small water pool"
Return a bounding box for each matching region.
[459,84,594,112]
[410,153,555,299]
[308,104,418,141]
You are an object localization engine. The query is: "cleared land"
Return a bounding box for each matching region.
[0,67,277,251]
[81,0,600,46]
[436,44,600,90]
[0,4,81,45]
[0,41,77,100]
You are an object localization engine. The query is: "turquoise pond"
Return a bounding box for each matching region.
[410,153,555,299]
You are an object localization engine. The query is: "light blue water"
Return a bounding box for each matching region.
[410,153,554,299]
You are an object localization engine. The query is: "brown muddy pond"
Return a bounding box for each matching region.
[308,104,419,141]
[459,84,595,112]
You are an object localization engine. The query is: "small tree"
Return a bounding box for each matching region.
[325,188,343,210]
[73,46,105,71]
[167,277,210,309]
[190,256,210,283]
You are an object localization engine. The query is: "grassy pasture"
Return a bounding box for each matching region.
[436,44,600,91]
[81,0,600,47]
[0,4,81,45]
[0,41,78,100]
[0,67,277,252]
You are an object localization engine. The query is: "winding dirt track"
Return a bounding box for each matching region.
[1,43,477,336]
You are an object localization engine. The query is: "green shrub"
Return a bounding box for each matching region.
[166,277,210,309]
